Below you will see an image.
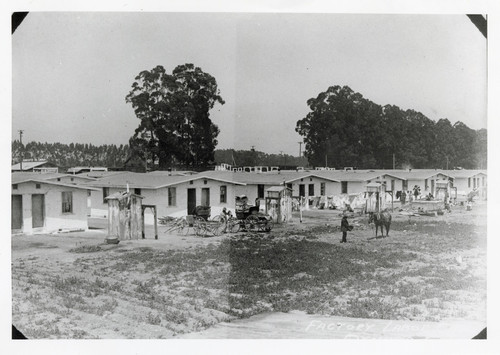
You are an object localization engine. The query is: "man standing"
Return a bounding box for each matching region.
[341,215,350,243]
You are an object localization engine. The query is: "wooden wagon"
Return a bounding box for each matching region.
[228,195,273,232]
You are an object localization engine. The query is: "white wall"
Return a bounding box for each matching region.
[373,175,404,192]
[12,182,88,234]
[286,177,340,197]
[90,179,239,224]
[340,181,366,195]
[452,173,487,200]
[407,173,450,197]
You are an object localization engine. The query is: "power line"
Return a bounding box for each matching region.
[18,130,24,170]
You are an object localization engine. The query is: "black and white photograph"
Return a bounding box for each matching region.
[5,1,499,354]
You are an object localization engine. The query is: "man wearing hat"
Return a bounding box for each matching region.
[340,214,351,243]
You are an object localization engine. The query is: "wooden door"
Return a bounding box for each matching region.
[201,188,210,207]
[12,195,23,230]
[299,184,305,197]
[187,188,196,215]
[32,194,45,228]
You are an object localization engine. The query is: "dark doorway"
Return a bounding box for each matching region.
[31,194,45,228]
[299,184,305,197]
[187,188,196,214]
[12,195,23,230]
[257,184,265,199]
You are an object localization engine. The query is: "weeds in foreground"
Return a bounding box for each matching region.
[69,244,102,253]
[12,218,485,338]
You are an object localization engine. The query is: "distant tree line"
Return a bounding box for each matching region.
[296,85,487,169]
[214,149,308,168]
[11,141,130,170]
[11,141,309,171]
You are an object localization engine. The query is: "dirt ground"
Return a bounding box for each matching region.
[11,201,487,339]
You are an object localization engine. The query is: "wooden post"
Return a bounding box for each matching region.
[299,196,303,223]
[141,207,145,239]
[107,202,112,237]
[154,207,158,240]
[277,197,281,223]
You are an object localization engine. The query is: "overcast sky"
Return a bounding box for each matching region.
[12,12,487,155]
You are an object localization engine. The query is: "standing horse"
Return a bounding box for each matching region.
[368,211,392,238]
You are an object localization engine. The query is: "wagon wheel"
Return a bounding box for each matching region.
[210,215,224,222]
[211,219,226,237]
[228,218,241,233]
[194,217,207,237]
[211,215,228,235]
[245,215,259,232]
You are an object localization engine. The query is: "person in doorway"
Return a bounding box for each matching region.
[341,215,351,243]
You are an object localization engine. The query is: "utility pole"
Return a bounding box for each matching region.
[18,130,24,171]
[298,142,302,158]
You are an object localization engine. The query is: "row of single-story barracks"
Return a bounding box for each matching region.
[11,168,487,234]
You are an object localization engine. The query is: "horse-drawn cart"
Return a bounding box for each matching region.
[227,195,273,233]
[191,205,226,237]
[159,206,225,237]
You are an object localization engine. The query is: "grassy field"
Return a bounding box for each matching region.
[11,203,486,338]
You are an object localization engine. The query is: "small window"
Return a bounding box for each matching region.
[204,179,208,185]
[103,187,109,204]
[168,187,177,206]
[189,180,193,185]
[70,177,74,182]
[341,181,348,194]
[134,188,141,195]
[62,191,73,214]
[12,184,18,190]
[57,178,61,181]
[310,178,313,182]
[320,182,325,196]
[36,183,41,189]
[220,185,227,203]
